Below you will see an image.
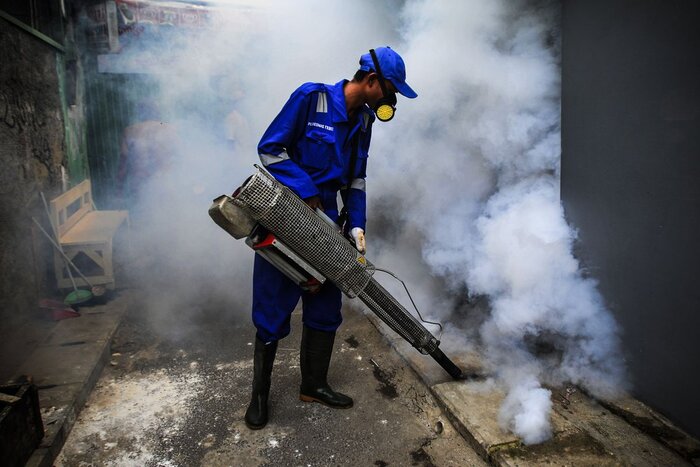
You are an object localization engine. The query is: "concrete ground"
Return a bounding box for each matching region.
[3,287,699,466]
[53,292,484,467]
[1,291,131,466]
[378,314,700,466]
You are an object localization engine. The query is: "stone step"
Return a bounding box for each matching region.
[363,311,700,466]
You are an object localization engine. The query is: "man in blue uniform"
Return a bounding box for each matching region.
[245,47,417,430]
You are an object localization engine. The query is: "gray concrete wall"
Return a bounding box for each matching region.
[561,0,700,437]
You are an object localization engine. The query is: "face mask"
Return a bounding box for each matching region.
[370,49,397,122]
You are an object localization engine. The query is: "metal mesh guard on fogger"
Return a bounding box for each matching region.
[233,170,372,297]
[232,170,440,356]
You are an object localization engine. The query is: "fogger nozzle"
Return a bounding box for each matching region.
[209,169,465,379]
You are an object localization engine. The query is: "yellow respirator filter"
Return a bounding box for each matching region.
[375,103,395,122]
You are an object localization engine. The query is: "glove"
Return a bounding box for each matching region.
[350,227,366,254]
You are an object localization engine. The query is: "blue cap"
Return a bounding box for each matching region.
[359,46,417,99]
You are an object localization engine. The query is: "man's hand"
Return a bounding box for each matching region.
[305,195,323,211]
[350,227,366,254]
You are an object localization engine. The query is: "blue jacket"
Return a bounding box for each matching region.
[258,80,374,231]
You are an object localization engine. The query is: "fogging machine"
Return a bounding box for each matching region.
[209,168,464,379]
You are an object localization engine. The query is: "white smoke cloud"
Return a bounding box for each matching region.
[369,0,626,444]
[498,369,553,445]
[111,0,397,339]
[473,178,625,440]
[107,0,626,444]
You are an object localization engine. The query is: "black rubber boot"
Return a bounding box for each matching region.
[245,337,278,429]
[299,326,353,409]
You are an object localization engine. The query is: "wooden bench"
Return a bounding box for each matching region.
[49,180,129,290]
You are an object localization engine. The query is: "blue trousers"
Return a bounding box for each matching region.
[251,187,343,343]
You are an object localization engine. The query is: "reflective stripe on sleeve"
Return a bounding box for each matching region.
[350,178,366,192]
[259,151,290,166]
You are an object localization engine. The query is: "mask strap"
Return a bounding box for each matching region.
[369,49,391,97]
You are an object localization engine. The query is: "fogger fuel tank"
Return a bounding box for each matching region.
[209,169,464,379]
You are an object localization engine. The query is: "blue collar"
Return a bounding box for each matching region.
[329,80,374,126]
